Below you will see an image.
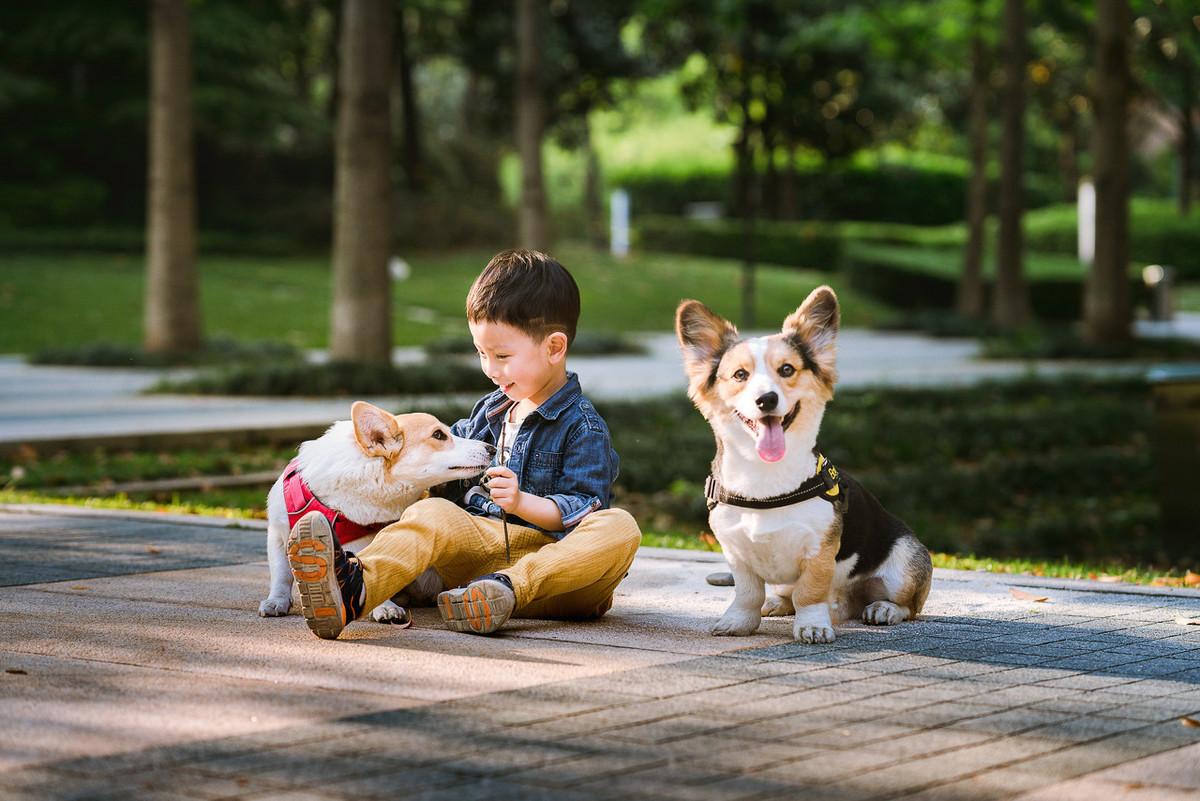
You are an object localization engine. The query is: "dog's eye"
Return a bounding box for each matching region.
[432,430,448,441]
[778,364,796,378]
[733,368,749,382]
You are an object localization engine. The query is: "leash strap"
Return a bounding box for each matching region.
[705,453,842,511]
[498,417,511,564]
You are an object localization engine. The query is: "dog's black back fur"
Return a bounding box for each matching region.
[835,472,914,578]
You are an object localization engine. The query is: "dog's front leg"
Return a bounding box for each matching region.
[712,563,765,636]
[790,545,837,643]
[260,521,294,616]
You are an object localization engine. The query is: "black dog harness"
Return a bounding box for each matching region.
[704,453,842,511]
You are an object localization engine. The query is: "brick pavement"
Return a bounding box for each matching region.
[1,507,1199,800]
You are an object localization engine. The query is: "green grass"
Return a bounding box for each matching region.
[0,244,888,355]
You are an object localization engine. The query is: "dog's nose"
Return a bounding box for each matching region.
[484,443,497,456]
[755,391,778,412]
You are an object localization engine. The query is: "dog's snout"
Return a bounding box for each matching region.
[755,391,778,412]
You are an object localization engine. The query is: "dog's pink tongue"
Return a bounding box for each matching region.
[755,417,786,462]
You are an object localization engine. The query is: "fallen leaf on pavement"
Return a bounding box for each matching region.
[1186,571,1200,587]
[1097,575,1124,583]
[1152,577,1183,587]
[146,546,162,555]
[1182,717,1200,728]
[1009,588,1049,602]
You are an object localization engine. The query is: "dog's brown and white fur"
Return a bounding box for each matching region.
[259,402,491,621]
[676,287,932,643]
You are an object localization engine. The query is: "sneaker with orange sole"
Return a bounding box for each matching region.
[286,510,365,639]
[437,576,515,635]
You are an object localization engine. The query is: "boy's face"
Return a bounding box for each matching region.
[468,319,568,407]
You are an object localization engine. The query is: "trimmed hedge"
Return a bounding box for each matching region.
[612,162,1059,226]
[1024,199,1200,280]
[636,215,962,273]
[841,243,1143,321]
[150,361,492,397]
[0,227,298,257]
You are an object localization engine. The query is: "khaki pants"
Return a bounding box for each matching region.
[356,498,642,620]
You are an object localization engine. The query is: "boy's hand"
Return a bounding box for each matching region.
[484,466,522,513]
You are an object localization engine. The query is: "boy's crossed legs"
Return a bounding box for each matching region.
[286,497,641,639]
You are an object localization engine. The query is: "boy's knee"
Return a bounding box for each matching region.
[595,508,642,554]
[404,496,461,520]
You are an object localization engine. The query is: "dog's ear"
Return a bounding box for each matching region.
[676,300,739,386]
[783,286,839,381]
[351,401,405,459]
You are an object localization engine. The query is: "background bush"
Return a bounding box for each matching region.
[599,377,1180,566]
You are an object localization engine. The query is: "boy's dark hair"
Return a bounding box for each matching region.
[466,249,580,344]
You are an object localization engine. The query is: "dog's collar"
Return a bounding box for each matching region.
[704,452,841,511]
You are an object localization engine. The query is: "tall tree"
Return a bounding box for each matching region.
[1084,0,1133,346]
[329,0,394,364]
[144,0,201,354]
[515,0,549,250]
[992,0,1030,329]
[958,0,991,320]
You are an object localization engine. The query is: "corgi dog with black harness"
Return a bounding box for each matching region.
[676,287,932,643]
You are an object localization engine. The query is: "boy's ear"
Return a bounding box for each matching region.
[545,331,569,364]
[676,299,739,387]
[783,285,839,381]
[351,401,405,459]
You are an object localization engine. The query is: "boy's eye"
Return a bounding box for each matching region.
[778,364,796,377]
[432,430,447,441]
[733,368,749,381]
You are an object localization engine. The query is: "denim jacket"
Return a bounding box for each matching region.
[448,372,619,539]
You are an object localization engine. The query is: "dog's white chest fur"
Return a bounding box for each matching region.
[711,499,835,585]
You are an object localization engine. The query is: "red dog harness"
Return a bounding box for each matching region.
[282,458,388,546]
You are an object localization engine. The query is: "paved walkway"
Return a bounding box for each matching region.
[2,507,1199,800]
[0,326,1153,447]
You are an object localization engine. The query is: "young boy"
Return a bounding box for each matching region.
[287,249,642,639]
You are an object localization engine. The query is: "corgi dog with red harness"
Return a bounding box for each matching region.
[259,401,492,622]
[676,287,931,643]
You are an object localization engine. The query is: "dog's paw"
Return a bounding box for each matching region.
[711,611,761,636]
[862,600,906,626]
[258,596,292,617]
[369,600,412,627]
[794,624,836,644]
[761,594,795,617]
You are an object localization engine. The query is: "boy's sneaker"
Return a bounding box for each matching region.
[286,510,365,639]
[437,573,516,635]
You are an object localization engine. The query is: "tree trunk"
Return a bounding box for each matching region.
[1083,0,1132,346]
[992,0,1030,329]
[958,9,989,320]
[780,140,798,220]
[582,120,605,249]
[1180,67,1194,215]
[763,130,779,219]
[144,0,201,354]
[396,0,422,190]
[516,0,549,251]
[1058,119,1078,202]
[737,120,758,329]
[330,0,394,364]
